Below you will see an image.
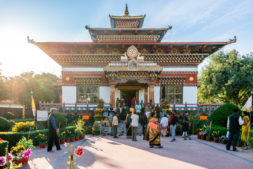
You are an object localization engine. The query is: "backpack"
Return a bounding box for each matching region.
[168,114,174,125]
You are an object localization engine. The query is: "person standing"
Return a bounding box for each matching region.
[125,111,132,139]
[160,115,168,137]
[135,101,142,114]
[131,111,139,141]
[169,110,178,142]
[47,108,61,152]
[139,109,148,137]
[226,108,243,151]
[182,112,191,140]
[112,113,119,138]
[144,112,163,148]
[241,111,250,149]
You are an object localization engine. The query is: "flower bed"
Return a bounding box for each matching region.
[0,126,76,149]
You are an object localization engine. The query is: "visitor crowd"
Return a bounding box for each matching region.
[47,98,252,152]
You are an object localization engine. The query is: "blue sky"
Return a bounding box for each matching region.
[0,0,252,77]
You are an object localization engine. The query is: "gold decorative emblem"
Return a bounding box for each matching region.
[127,45,138,59]
[65,76,70,81]
[189,77,194,81]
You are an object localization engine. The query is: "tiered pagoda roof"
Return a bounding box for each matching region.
[109,4,145,28]
[28,5,236,67]
[86,4,171,43]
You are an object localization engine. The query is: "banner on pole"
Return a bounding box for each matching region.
[31,95,36,117]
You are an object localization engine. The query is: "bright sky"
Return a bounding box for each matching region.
[0,0,252,77]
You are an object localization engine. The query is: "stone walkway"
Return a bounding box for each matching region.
[22,135,253,169]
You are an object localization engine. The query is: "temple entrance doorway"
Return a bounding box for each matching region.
[121,89,139,107]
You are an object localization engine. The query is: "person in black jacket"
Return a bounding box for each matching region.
[139,109,148,138]
[169,110,178,142]
[226,108,243,152]
[47,108,61,152]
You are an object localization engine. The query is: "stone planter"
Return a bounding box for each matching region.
[75,136,79,141]
[79,135,85,140]
[197,135,201,139]
[60,139,65,144]
[70,138,75,142]
[40,143,46,148]
[201,135,206,140]
[65,138,70,143]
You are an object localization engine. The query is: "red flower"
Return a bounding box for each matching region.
[0,138,3,142]
[75,146,84,156]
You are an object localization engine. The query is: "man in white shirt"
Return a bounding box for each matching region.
[160,115,169,136]
[112,113,119,138]
[131,111,139,141]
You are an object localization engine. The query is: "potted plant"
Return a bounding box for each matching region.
[199,131,207,140]
[206,136,212,141]
[11,145,25,165]
[70,131,75,142]
[60,131,66,144]
[76,119,85,140]
[17,137,34,163]
[0,154,14,169]
[37,133,47,148]
[93,121,101,135]
[22,149,31,164]
[65,130,71,143]
[219,136,227,144]
[211,131,220,143]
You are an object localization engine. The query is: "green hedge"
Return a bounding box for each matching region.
[0,117,12,131]
[209,103,241,127]
[0,126,76,149]
[0,140,9,156]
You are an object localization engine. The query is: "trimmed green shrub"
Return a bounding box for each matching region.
[211,125,227,136]
[55,113,67,128]
[0,140,8,156]
[0,117,12,131]
[4,112,15,119]
[12,121,35,132]
[209,103,241,127]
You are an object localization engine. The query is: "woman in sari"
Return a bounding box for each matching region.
[145,112,163,148]
[241,111,250,149]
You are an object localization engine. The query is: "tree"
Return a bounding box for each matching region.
[198,50,253,107]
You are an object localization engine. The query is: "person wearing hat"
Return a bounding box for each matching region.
[47,108,61,152]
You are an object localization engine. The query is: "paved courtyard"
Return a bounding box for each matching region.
[23,135,253,169]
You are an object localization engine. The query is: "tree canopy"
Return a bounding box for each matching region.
[0,72,60,116]
[198,50,253,107]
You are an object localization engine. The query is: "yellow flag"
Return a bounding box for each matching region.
[31,95,36,117]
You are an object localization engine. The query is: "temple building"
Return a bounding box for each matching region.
[29,5,235,107]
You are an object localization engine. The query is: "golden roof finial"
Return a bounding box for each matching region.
[124,4,129,16]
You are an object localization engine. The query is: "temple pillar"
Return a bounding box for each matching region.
[110,80,115,107]
[149,80,155,104]
[144,87,148,106]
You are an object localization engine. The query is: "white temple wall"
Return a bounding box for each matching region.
[115,88,121,105]
[139,88,145,103]
[62,86,76,104]
[99,86,110,104]
[154,86,160,104]
[183,86,198,104]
